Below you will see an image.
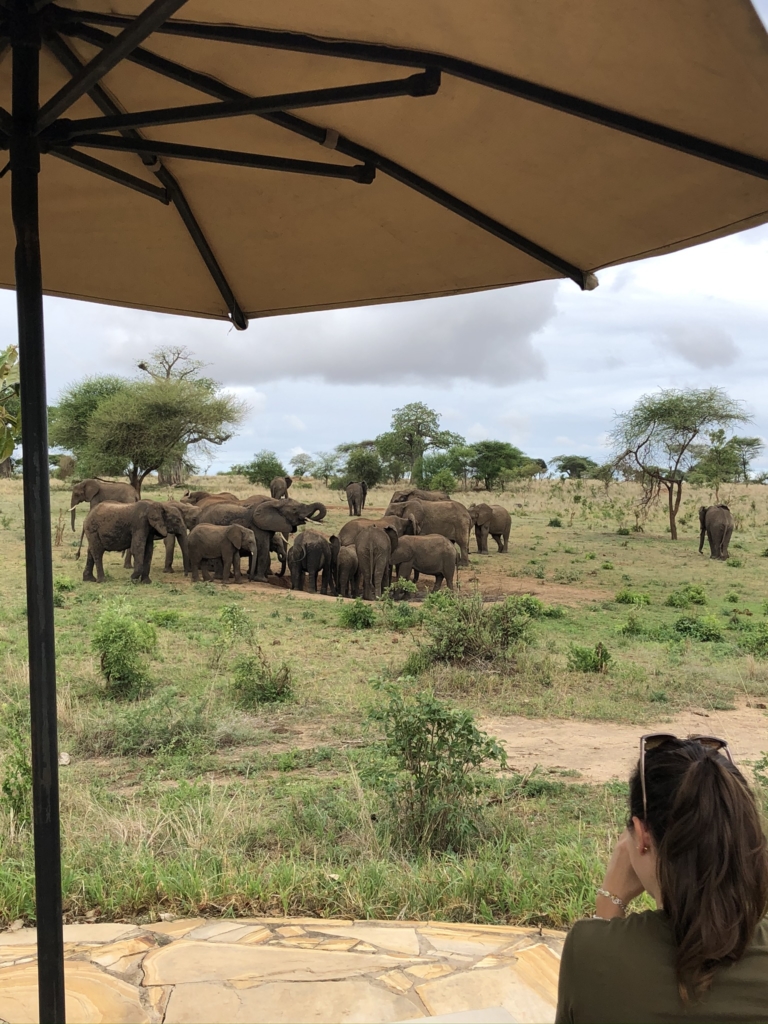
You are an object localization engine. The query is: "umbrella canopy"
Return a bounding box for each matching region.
[2,3,768,1021]
[2,0,768,326]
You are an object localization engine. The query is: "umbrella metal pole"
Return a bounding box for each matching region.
[10,8,66,1023]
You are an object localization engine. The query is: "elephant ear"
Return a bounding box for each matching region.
[476,504,493,526]
[407,513,420,535]
[699,506,708,528]
[147,503,168,537]
[84,480,99,500]
[329,535,340,559]
[384,526,399,554]
[285,476,293,487]
[254,505,292,534]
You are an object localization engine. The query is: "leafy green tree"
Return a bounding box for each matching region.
[413,452,451,488]
[375,402,464,476]
[429,468,457,493]
[0,345,20,476]
[610,388,748,539]
[289,452,315,477]
[48,375,128,475]
[312,451,341,487]
[551,454,599,479]
[446,445,478,490]
[730,436,764,483]
[232,450,287,488]
[345,446,384,488]
[471,440,526,490]
[688,429,742,500]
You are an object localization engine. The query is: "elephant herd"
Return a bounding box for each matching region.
[68,479,512,597]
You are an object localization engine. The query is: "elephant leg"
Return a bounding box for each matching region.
[139,537,154,583]
[163,534,175,572]
[502,529,510,553]
[457,534,470,566]
[190,557,201,583]
[708,528,720,559]
[95,549,106,583]
[123,549,133,569]
[493,534,503,553]
[252,531,271,582]
[433,573,444,593]
[232,552,243,583]
[413,568,420,584]
[222,546,234,584]
[721,525,734,559]
[83,547,97,582]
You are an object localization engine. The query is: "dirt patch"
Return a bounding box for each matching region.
[481,704,768,783]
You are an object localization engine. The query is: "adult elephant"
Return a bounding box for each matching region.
[346,481,368,517]
[182,490,239,506]
[240,494,271,506]
[270,476,292,499]
[162,501,202,573]
[388,499,471,565]
[198,498,326,582]
[469,503,512,553]
[337,546,359,598]
[391,535,458,592]
[188,524,256,584]
[80,501,188,583]
[338,514,418,548]
[699,505,734,560]
[69,478,139,531]
[288,530,338,595]
[355,525,398,601]
[385,487,449,513]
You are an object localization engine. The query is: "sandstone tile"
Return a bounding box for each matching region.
[513,943,561,1004]
[236,927,271,945]
[275,925,305,937]
[186,921,245,941]
[378,969,413,994]
[416,964,555,1024]
[0,929,37,947]
[0,961,149,1023]
[146,984,172,1019]
[317,937,358,951]
[352,941,377,953]
[91,936,155,968]
[107,953,147,977]
[406,962,454,980]
[0,944,36,963]
[144,919,204,939]
[306,924,420,956]
[142,940,404,986]
[63,924,141,944]
[420,927,510,957]
[165,978,421,1023]
[207,926,263,944]
[472,955,510,970]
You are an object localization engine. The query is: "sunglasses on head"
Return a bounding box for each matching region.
[639,733,734,819]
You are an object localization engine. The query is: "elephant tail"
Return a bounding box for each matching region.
[75,526,85,560]
[698,506,707,553]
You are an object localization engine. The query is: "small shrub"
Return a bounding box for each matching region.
[379,589,419,632]
[91,602,157,698]
[568,642,611,673]
[726,557,743,568]
[584,552,596,560]
[0,726,32,825]
[619,612,644,637]
[673,616,724,643]
[553,568,581,584]
[231,649,294,707]
[547,516,562,528]
[429,468,457,494]
[761,548,768,558]
[54,577,76,593]
[736,623,768,659]
[601,561,614,570]
[339,598,376,630]
[615,589,650,606]
[664,583,706,609]
[412,592,532,670]
[617,527,631,536]
[211,604,254,665]
[725,593,739,604]
[368,683,506,852]
[384,578,418,601]
[148,609,183,629]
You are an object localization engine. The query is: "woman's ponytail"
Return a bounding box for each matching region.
[630,741,768,1001]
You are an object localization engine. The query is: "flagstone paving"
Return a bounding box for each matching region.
[0,918,565,1024]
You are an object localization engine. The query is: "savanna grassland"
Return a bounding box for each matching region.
[0,475,766,929]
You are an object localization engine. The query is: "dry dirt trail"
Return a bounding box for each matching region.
[481,705,768,783]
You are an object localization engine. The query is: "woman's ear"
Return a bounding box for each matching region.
[631,816,654,853]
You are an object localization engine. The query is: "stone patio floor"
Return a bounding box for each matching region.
[0,918,565,1024]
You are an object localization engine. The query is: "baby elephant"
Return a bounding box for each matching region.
[391,534,458,592]
[188,524,256,583]
[337,545,359,598]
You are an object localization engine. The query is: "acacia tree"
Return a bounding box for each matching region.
[0,345,20,477]
[610,388,748,540]
[375,402,464,477]
[289,452,315,477]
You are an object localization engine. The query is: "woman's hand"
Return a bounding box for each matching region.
[596,829,645,918]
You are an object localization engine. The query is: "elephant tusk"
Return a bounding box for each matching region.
[68,505,78,512]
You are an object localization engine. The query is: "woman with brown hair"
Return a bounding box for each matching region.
[556,734,768,1022]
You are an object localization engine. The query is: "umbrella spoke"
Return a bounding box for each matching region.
[46,30,248,330]
[62,23,592,288]
[55,7,768,183]
[43,70,440,141]
[48,147,170,203]
[36,0,189,132]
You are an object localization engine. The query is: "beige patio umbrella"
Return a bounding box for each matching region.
[2,1,768,1018]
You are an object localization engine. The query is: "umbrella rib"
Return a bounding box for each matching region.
[54,134,376,182]
[59,9,768,183]
[44,70,440,140]
[45,31,248,329]
[48,146,170,202]
[63,23,591,287]
[36,0,189,132]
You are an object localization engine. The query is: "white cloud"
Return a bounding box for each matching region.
[656,325,740,369]
[283,414,306,431]
[223,386,267,413]
[466,422,491,441]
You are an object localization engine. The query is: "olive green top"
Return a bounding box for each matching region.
[556,911,768,1023]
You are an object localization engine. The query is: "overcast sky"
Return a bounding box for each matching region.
[3,1,768,478]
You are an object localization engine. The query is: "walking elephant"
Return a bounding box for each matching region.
[699,505,734,560]
[469,503,512,553]
[270,476,292,499]
[288,530,338,595]
[346,481,368,516]
[188,524,256,583]
[70,478,139,531]
[391,535,458,592]
[337,546,359,598]
[80,501,189,583]
[385,487,449,513]
[338,514,418,548]
[387,499,471,565]
[355,525,398,601]
[198,498,326,582]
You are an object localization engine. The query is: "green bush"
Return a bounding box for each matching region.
[379,587,419,632]
[54,577,76,593]
[736,622,768,658]
[618,612,644,637]
[339,598,376,630]
[73,689,212,757]
[725,593,739,604]
[567,642,611,673]
[410,592,532,670]
[547,516,562,528]
[615,589,650,606]
[211,604,255,665]
[91,603,157,698]
[761,548,768,558]
[726,557,743,568]
[429,468,457,494]
[616,527,631,536]
[601,561,614,570]
[231,649,294,707]
[368,683,506,852]
[0,726,32,825]
[664,584,706,609]
[148,609,183,629]
[673,615,724,642]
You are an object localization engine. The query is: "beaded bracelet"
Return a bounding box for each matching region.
[596,888,628,911]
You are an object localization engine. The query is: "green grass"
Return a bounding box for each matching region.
[1,475,768,926]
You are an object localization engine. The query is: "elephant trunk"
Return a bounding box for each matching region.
[305,502,327,522]
[178,530,190,574]
[71,503,77,531]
